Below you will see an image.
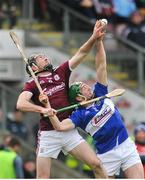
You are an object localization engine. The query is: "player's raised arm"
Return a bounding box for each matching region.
[69,20,105,69]
[95,36,108,86]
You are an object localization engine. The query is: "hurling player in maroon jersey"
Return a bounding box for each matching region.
[17,20,108,178]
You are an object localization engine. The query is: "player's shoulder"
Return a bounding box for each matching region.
[72,107,85,116]
[24,78,36,88]
[53,66,59,71]
[56,61,69,70]
[95,82,108,89]
[26,78,34,84]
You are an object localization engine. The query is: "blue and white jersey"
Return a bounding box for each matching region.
[70,82,128,154]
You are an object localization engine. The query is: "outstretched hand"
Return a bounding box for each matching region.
[92,20,106,41]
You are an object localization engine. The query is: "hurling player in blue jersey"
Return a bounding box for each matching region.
[42,35,144,178]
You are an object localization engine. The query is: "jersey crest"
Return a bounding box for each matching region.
[86,99,115,136]
[54,74,60,81]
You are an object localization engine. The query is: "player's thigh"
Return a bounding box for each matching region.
[97,149,121,177]
[123,156,144,179]
[36,156,51,178]
[37,130,62,159]
[121,138,144,178]
[69,141,100,167]
[124,163,144,179]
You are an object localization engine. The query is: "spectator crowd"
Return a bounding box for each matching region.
[60,0,145,47]
[0,107,36,178]
[0,0,18,29]
[1,0,145,47]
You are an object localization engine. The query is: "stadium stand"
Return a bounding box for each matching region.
[0,0,145,178]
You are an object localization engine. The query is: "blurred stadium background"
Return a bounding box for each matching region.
[0,0,145,178]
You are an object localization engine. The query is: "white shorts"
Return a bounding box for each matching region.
[37,129,85,159]
[97,138,141,176]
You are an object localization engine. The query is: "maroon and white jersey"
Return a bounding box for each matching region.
[23,61,72,130]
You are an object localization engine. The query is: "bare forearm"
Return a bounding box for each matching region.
[96,41,106,66]
[49,115,74,131]
[70,35,96,69]
[79,35,96,55]
[69,20,105,69]
[17,99,43,113]
[49,115,62,130]
[96,40,108,85]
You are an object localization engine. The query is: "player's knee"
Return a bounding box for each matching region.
[37,172,50,178]
[133,164,144,178]
[89,158,102,170]
[37,174,49,178]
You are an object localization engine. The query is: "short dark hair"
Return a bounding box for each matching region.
[8,137,21,147]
